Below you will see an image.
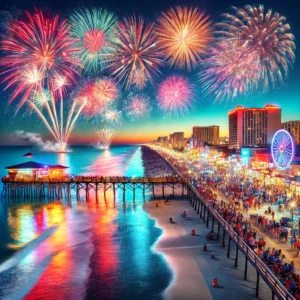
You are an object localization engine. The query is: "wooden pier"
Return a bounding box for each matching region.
[1,176,188,201]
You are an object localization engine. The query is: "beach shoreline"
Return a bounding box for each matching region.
[141,146,272,300]
[144,198,273,300]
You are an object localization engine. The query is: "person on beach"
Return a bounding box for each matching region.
[211,253,217,260]
[207,232,213,240]
[204,243,208,252]
[212,278,218,288]
[169,217,173,223]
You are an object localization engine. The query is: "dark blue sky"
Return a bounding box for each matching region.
[0,0,299,144]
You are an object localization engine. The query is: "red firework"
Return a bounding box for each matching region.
[83,29,106,54]
[157,75,194,116]
[0,8,81,106]
[79,78,118,119]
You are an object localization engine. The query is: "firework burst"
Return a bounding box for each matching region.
[109,15,163,88]
[215,4,295,91]
[78,78,119,120]
[157,75,194,116]
[200,40,261,101]
[69,8,117,74]
[0,8,81,106]
[126,93,152,121]
[105,109,122,125]
[129,69,147,90]
[157,6,212,70]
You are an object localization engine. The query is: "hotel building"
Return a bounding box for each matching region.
[192,126,220,146]
[282,121,300,145]
[156,136,168,147]
[170,132,185,149]
[228,104,281,149]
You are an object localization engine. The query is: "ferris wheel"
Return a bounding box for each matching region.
[271,129,294,170]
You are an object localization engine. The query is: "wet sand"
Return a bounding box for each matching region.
[145,198,273,300]
[141,146,273,299]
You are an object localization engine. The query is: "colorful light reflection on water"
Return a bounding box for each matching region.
[0,145,172,300]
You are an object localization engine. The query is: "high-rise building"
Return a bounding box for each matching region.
[282,121,300,145]
[170,132,184,149]
[192,126,219,146]
[156,136,168,146]
[228,104,281,149]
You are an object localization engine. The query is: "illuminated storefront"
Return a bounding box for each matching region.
[5,161,69,180]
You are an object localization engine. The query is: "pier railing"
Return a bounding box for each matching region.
[1,176,185,184]
[154,148,295,300]
[194,186,294,300]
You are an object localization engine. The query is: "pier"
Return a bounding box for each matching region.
[1,176,188,201]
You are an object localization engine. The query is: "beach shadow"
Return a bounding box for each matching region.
[191,233,200,236]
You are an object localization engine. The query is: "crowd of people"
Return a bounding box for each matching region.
[153,146,300,297]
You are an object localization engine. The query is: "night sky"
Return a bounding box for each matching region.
[0,0,299,145]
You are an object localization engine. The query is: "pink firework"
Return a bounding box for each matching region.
[92,78,118,103]
[83,29,106,54]
[0,8,81,106]
[157,75,194,116]
[200,40,261,101]
[79,78,118,119]
[126,94,152,121]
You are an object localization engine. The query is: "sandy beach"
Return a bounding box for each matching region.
[144,197,274,300]
[141,146,274,299]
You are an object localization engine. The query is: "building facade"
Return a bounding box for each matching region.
[5,161,69,180]
[170,132,185,149]
[157,136,168,147]
[192,126,219,146]
[228,104,281,149]
[282,121,300,145]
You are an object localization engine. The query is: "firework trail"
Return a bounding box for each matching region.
[108,15,163,89]
[157,75,194,116]
[96,127,115,150]
[126,93,152,122]
[157,6,211,70]
[30,89,86,151]
[202,4,296,101]
[0,9,83,151]
[69,8,118,74]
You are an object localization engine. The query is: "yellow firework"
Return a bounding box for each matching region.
[157,6,212,70]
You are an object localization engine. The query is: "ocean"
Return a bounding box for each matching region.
[0,145,172,300]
